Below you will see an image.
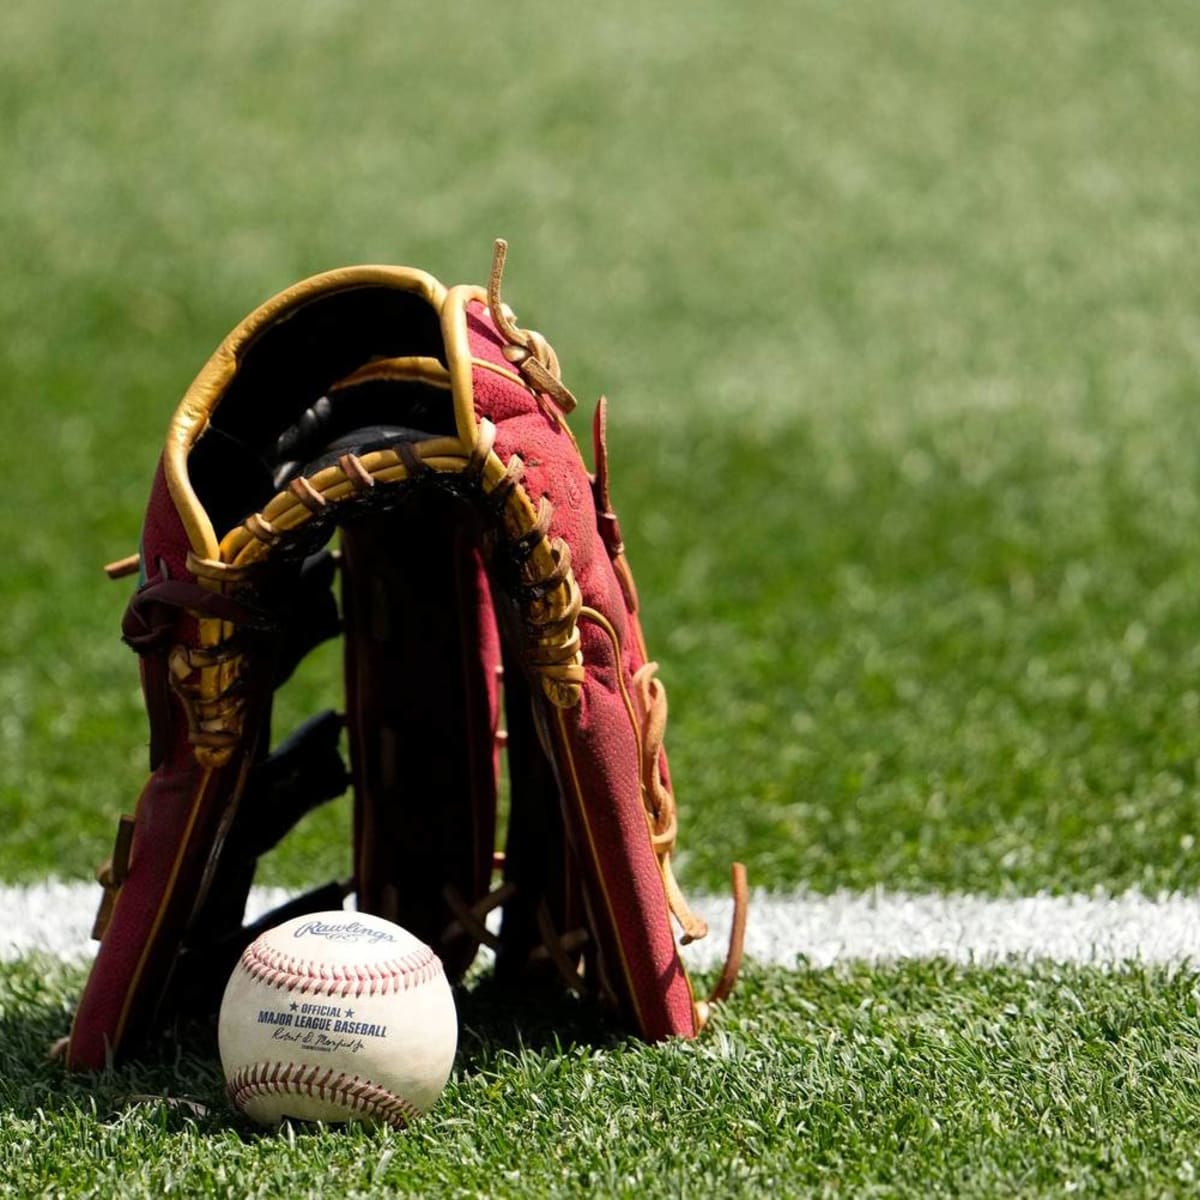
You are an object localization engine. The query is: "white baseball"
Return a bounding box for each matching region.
[218,910,457,1129]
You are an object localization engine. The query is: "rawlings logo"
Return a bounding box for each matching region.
[292,920,397,944]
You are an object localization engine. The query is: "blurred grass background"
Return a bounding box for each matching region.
[3,0,1200,895]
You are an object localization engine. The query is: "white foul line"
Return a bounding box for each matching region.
[678,887,1200,972]
[4,881,1200,970]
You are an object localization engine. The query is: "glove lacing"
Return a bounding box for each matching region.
[487,239,579,415]
[632,662,707,943]
[632,661,748,1020]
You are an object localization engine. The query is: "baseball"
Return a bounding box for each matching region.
[218,910,457,1129]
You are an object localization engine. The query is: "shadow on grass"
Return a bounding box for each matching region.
[0,965,627,1133]
[0,979,231,1130]
[453,974,628,1071]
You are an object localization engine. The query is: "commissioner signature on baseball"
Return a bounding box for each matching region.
[271,1028,371,1055]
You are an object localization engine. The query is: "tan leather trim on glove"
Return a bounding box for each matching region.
[163,266,448,561]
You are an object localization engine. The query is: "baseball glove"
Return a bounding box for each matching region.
[64,241,747,1069]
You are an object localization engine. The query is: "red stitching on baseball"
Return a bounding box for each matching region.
[239,939,443,998]
[228,1062,422,1129]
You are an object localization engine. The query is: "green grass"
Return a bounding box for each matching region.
[5,0,1200,1193]
[4,956,1200,1198]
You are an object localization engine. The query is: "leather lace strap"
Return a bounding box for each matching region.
[121,568,274,652]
